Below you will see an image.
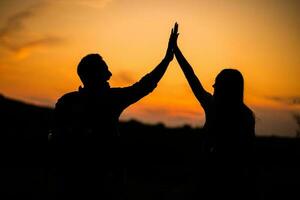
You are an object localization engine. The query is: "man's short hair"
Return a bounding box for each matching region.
[77,54,105,82]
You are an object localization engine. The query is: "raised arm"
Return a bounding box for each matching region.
[140,25,179,86]
[116,26,177,110]
[173,23,212,110]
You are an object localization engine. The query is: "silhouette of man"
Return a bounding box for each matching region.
[52,27,178,199]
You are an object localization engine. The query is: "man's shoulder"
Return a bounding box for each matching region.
[110,87,130,95]
[109,86,136,98]
[110,87,124,92]
[56,91,81,106]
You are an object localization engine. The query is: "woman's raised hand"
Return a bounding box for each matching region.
[164,22,179,62]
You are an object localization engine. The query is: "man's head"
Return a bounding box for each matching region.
[77,54,112,88]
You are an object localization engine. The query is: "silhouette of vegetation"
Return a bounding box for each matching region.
[1,94,300,199]
[293,113,300,137]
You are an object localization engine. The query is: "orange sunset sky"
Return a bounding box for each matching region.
[0,0,299,136]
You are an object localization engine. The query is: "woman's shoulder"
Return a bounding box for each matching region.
[241,105,255,127]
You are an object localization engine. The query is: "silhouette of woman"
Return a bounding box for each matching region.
[172,23,255,199]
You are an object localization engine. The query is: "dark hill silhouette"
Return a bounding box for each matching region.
[0,94,300,199]
[0,94,52,141]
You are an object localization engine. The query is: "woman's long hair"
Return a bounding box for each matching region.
[211,69,255,153]
[213,69,244,106]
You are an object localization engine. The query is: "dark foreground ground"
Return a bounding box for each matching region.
[1,94,300,199]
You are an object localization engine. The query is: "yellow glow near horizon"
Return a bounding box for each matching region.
[0,0,300,136]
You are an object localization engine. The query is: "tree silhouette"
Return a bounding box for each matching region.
[293,113,300,137]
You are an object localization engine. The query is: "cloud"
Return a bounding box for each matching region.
[0,0,111,59]
[142,107,202,120]
[143,107,170,116]
[62,0,113,9]
[14,37,64,59]
[112,71,135,85]
[0,3,64,59]
[267,96,300,106]
[116,71,135,84]
[0,11,33,40]
[27,95,55,106]
[139,107,203,127]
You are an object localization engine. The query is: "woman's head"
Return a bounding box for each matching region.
[213,69,244,105]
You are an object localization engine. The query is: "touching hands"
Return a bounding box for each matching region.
[164,23,179,62]
[173,22,179,48]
